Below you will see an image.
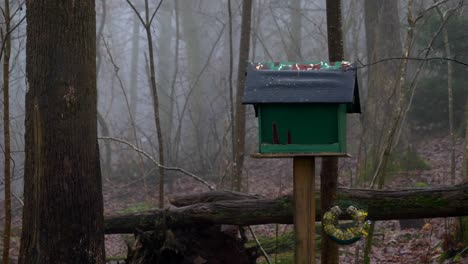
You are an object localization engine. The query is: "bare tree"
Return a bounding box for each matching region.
[435,4,456,184]
[126,0,166,208]
[128,6,141,141]
[233,0,253,192]
[156,0,174,145]
[288,0,302,61]
[464,98,468,179]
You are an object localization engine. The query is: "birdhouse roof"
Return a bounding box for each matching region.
[242,61,361,113]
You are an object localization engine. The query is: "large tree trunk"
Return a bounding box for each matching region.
[19,1,105,263]
[105,183,468,234]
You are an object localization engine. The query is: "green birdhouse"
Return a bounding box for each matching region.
[242,61,360,155]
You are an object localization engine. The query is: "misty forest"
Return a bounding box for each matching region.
[1,0,468,263]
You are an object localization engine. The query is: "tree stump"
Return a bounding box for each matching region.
[126,225,258,264]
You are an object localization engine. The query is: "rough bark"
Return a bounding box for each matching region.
[19,1,105,263]
[233,0,253,191]
[105,183,468,234]
[324,0,344,262]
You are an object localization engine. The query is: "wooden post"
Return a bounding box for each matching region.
[294,157,316,263]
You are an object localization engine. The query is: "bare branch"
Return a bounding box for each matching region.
[413,0,451,24]
[0,14,25,62]
[356,56,468,69]
[0,179,23,206]
[126,0,146,27]
[149,0,164,26]
[248,226,272,264]
[98,136,215,190]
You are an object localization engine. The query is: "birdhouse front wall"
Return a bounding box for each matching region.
[257,103,347,154]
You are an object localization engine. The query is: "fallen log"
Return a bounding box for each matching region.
[168,190,262,207]
[105,183,468,234]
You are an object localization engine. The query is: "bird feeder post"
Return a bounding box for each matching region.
[243,61,361,264]
[293,156,316,263]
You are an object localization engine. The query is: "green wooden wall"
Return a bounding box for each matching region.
[258,104,347,153]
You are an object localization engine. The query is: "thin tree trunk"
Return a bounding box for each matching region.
[461,98,468,245]
[288,0,302,61]
[156,0,173,145]
[1,0,11,261]
[233,0,253,192]
[169,0,180,158]
[179,0,203,123]
[463,98,468,179]
[19,0,105,262]
[143,0,166,208]
[95,0,111,179]
[128,11,140,141]
[323,0,344,262]
[227,0,235,185]
[437,7,456,184]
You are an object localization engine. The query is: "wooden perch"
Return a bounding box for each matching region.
[105,183,468,234]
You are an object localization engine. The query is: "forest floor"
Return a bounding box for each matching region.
[101,135,468,263]
[1,135,467,263]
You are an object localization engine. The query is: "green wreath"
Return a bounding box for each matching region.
[322,205,370,245]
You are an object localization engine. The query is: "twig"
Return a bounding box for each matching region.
[0,14,25,62]
[413,0,451,24]
[248,226,272,264]
[149,0,164,26]
[125,0,145,26]
[98,136,215,190]
[356,56,468,69]
[0,179,23,206]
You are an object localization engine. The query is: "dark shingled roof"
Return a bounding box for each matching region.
[242,63,361,113]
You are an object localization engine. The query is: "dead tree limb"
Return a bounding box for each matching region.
[105,183,468,234]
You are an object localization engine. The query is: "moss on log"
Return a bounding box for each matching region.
[105,183,468,234]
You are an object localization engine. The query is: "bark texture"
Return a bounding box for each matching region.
[105,184,468,234]
[19,1,105,263]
